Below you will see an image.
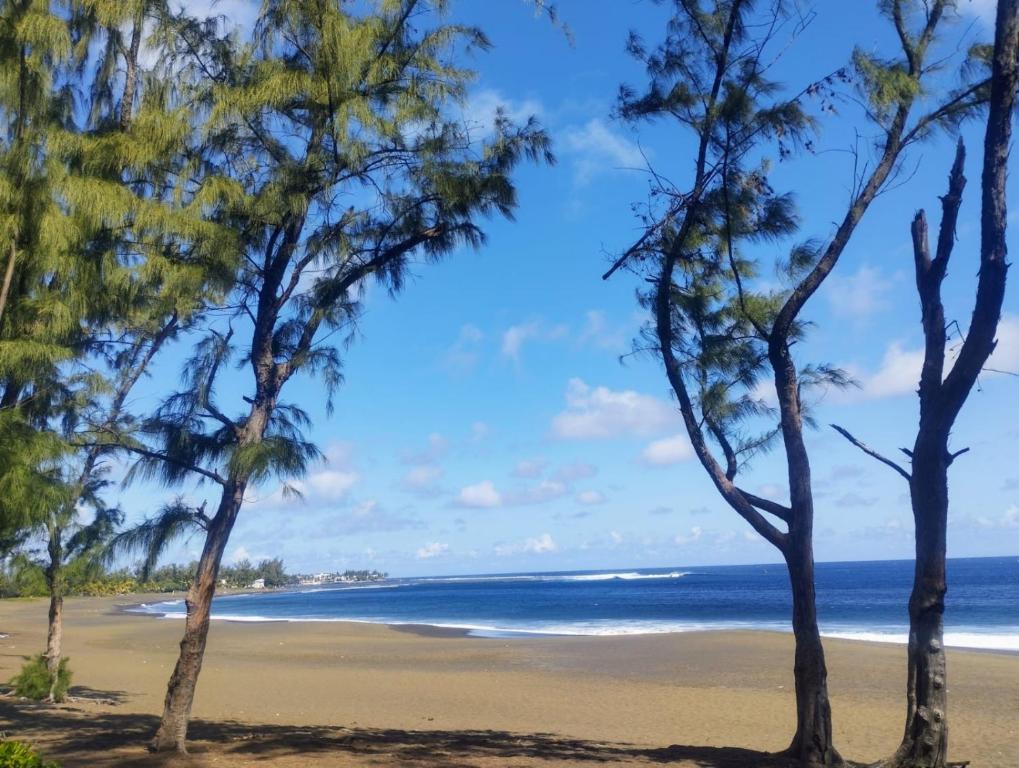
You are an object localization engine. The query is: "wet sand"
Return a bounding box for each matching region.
[1,594,1017,767]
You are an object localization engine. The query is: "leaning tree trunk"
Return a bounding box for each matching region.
[783,533,839,767]
[150,480,246,752]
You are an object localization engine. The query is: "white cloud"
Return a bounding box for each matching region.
[561,118,644,184]
[987,314,1019,373]
[307,469,359,501]
[462,89,543,133]
[457,480,502,509]
[400,465,443,498]
[229,545,254,563]
[513,459,547,479]
[554,462,598,482]
[579,310,631,352]
[405,433,450,465]
[444,324,485,373]
[551,378,676,440]
[971,505,1019,530]
[674,527,703,546]
[175,0,259,33]
[416,542,449,559]
[640,434,694,466]
[512,480,568,505]
[470,421,490,442]
[825,266,897,319]
[327,500,423,535]
[502,322,539,361]
[501,320,568,363]
[844,315,1018,402]
[523,533,557,554]
[851,342,924,400]
[576,490,606,506]
[495,532,558,557]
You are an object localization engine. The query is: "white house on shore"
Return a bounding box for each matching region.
[248,578,266,589]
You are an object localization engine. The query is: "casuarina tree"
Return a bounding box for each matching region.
[603,2,986,765]
[832,3,1018,765]
[109,0,552,752]
[2,0,238,698]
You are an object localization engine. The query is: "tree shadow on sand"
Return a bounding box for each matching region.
[0,699,804,767]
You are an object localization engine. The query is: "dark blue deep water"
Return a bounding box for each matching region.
[135,557,1019,650]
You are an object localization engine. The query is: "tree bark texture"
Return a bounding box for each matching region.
[149,480,246,752]
[887,3,1018,765]
[44,528,64,701]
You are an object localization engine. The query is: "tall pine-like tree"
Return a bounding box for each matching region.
[2,0,238,698]
[109,0,552,751]
[605,2,986,765]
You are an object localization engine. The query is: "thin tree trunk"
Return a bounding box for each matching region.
[0,241,16,328]
[44,528,64,701]
[120,14,144,131]
[150,480,246,753]
[887,4,1018,765]
[888,452,948,767]
[784,535,839,767]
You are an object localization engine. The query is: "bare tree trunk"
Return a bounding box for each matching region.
[888,447,949,767]
[150,480,246,753]
[44,585,63,700]
[0,242,16,328]
[119,13,143,131]
[44,528,64,701]
[783,531,838,766]
[892,5,1018,766]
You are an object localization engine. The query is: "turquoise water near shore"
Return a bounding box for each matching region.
[133,556,1019,650]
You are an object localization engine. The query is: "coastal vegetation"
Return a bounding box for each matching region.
[0,740,60,768]
[0,1,1016,767]
[0,556,328,597]
[602,1,1006,764]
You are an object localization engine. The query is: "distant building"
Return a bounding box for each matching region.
[249,578,266,589]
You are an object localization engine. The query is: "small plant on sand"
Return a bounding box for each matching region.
[9,655,71,702]
[0,740,60,768]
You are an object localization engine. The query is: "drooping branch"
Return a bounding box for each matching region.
[79,436,227,487]
[830,424,912,481]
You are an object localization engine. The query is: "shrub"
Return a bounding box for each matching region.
[0,740,60,768]
[9,655,71,702]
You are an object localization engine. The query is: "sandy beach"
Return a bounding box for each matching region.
[1,595,1017,767]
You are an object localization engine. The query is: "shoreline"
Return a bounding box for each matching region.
[113,593,1019,653]
[1,593,1017,766]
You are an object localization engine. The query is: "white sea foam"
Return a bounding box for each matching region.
[132,609,1019,651]
[560,571,690,582]
[415,571,692,584]
[823,629,1019,651]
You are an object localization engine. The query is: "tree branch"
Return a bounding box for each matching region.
[830,424,911,481]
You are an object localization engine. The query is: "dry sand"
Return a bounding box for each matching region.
[0,594,1016,767]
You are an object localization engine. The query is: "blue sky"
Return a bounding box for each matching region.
[111,0,1018,577]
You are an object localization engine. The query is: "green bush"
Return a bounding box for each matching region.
[9,655,71,702]
[0,740,60,768]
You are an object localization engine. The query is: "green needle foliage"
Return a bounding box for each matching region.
[1,0,241,703]
[605,1,988,764]
[92,0,554,751]
[10,653,71,702]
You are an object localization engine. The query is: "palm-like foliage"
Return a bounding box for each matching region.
[104,499,208,582]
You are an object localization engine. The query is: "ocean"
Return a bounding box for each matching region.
[132,556,1019,651]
